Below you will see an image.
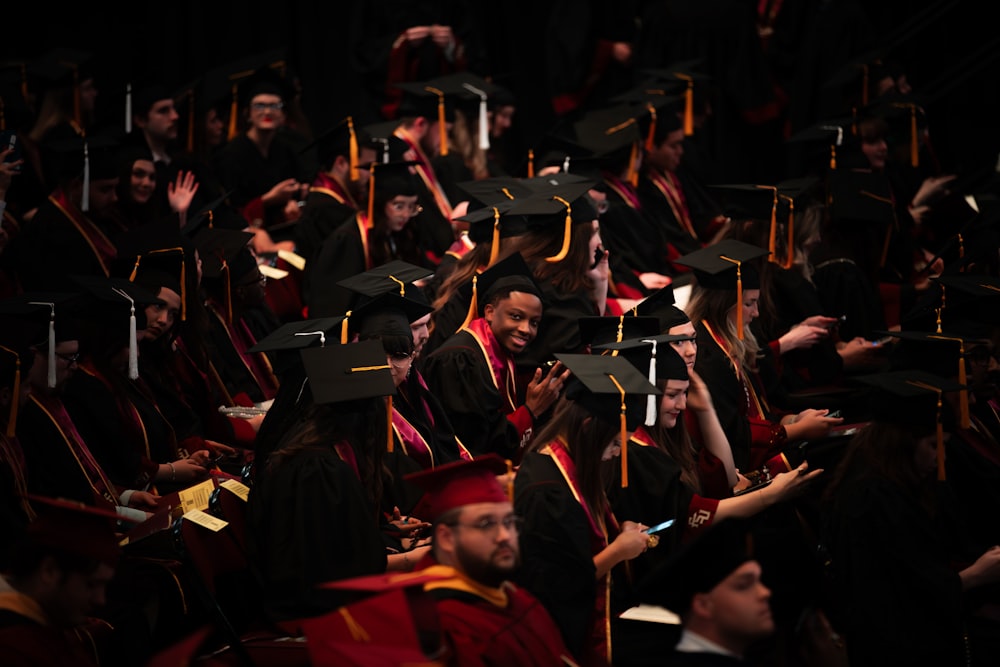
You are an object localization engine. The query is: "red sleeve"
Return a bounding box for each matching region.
[507,405,534,447]
[240,197,266,228]
[697,448,733,500]
[228,417,257,448]
[684,495,721,541]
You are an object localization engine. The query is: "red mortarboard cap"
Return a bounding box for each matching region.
[404,453,511,523]
[26,494,121,567]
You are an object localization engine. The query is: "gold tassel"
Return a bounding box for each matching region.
[545,196,573,263]
[222,261,232,325]
[387,395,394,453]
[830,144,837,171]
[459,275,479,331]
[348,116,359,181]
[505,459,514,500]
[0,345,19,438]
[910,105,919,168]
[957,234,964,260]
[341,311,352,344]
[763,186,778,263]
[527,149,534,178]
[387,275,405,296]
[426,86,448,156]
[784,197,795,269]
[488,207,501,267]
[367,163,377,226]
[682,77,694,136]
[958,352,970,429]
[608,374,628,488]
[720,256,744,340]
[627,142,639,188]
[227,84,239,141]
[645,104,656,153]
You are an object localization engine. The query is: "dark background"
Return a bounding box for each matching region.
[6,0,999,185]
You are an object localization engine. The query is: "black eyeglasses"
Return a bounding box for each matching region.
[55,351,81,364]
[448,515,524,535]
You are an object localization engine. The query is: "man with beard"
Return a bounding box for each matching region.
[405,454,578,667]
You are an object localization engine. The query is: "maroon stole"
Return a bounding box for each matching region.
[0,434,35,520]
[309,172,360,210]
[206,301,280,401]
[647,169,698,239]
[540,437,620,666]
[355,212,373,271]
[462,318,518,413]
[49,190,115,276]
[392,408,434,469]
[604,174,642,210]
[394,127,453,219]
[628,425,657,449]
[28,392,120,510]
[333,441,360,480]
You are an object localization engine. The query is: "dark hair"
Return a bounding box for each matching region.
[521,220,597,294]
[266,398,387,507]
[647,379,701,493]
[528,396,618,519]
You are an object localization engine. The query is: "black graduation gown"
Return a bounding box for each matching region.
[823,474,967,667]
[605,441,692,666]
[293,191,358,270]
[304,217,369,318]
[246,445,388,621]
[693,323,753,471]
[513,451,599,661]
[600,189,671,278]
[394,372,467,466]
[211,134,309,230]
[809,229,887,342]
[421,330,528,459]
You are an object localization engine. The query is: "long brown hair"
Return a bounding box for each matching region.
[527,396,618,520]
[686,285,760,373]
[646,380,701,493]
[266,398,387,509]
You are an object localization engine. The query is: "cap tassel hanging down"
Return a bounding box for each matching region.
[488,207,502,267]
[367,163,378,227]
[643,339,658,427]
[759,186,779,263]
[607,373,629,488]
[644,103,657,153]
[462,82,490,151]
[545,196,573,263]
[0,344,21,437]
[526,149,535,178]
[781,194,795,269]
[29,301,58,388]
[111,287,139,380]
[935,285,946,334]
[676,74,694,136]
[124,83,132,134]
[931,334,970,429]
[909,380,946,481]
[459,274,479,331]
[81,139,91,213]
[425,86,448,156]
[129,247,188,321]
[221,259,233,325]
[348,116,360,181]
[719,255,745,339]
[227,81,240,141]
[340,311,352,344]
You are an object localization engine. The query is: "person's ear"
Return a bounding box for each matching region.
[436,523,456,555]
[483,302,496,325]
[691,592,714,619]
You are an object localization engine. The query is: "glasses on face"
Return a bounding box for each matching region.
[55,351,81,364]
[595,200,610,215]
[388,351,414,366]
[448,514,524,536]
[251,101,285,112]
[389,201,423,216]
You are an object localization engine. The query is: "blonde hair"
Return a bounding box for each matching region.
[452,109,489,180]
[686,285,760,373]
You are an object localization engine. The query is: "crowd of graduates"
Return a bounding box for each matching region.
[2,2,1000,665]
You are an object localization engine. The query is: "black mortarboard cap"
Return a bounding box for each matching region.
[0,292,85,388]
[577,315,661,348]
[336,260,434,301]
[301,116,373,177]
[556,352,660,486]
[300,339,395,405]
[457,199,527,249]
[192,228,255,279]
[362,120,409,164]
[854,368,967,480]
[351,291,434,340]
[427,72,498,150]
[827,168,896,226]
[505,182,599,263]
[395,79,459,124]
[184,190,247,235]
[676,239,769,339]
[593,334,690,427]
[457,177,534,209]
[26,49,94,129]
[638,60,712,136]
[628,285,687,330]
[637,517,754,614]
[45,133,120,196]
[572,105,643,175]
[248,317,347,353]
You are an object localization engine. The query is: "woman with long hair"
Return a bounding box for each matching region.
[680,239,842,473]
[246,341,429,622]
[514,353,656,667]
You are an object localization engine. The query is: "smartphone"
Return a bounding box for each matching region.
[0,131,22,171]
[827,410,842,419]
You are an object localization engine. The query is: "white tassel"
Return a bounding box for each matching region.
[47,314,56,389]
[294,331,326,347]
[81,140,90,213]
[463,83,490,151]
[128,304,138,380]
[563,156,571,173]
[644,340,657,426]
[125,83,132,134]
